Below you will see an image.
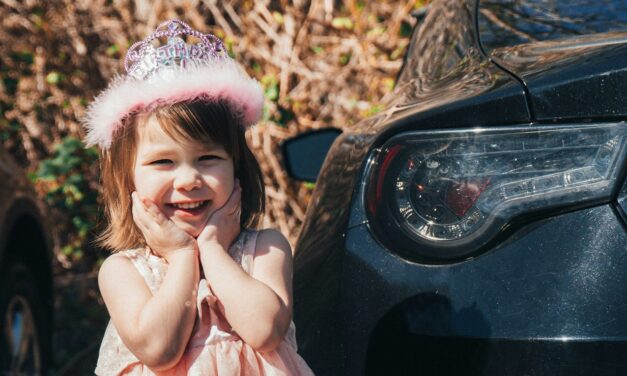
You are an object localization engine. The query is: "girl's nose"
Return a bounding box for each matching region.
[173,166,203,191]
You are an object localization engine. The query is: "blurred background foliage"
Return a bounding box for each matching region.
[1,0,427,273]
[1,0,428,371]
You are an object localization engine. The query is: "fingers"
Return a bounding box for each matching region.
[142,197,167,226]
[131,192,148,229]
[197,180,242,249]
[204,181,242,228]
[131,192,167,229]
[226,184,242,216]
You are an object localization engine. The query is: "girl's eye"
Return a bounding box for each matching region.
[199,155,221,161]
[151,159,172,165]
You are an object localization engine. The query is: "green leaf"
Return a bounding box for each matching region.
[252,61,261,74]
[265,85,279,101]
[105,44,119,57]
[62,245,74,256]
[367,26,386,37]
[85,147,98,159]
[261,75,279,102]
[365,104,383,117]
[46,71,62,85]
[331,17,354,30]
[383,77,395,91]
[31,14,43,29]
[272,12,284,25]
[73,249,84,259]
[67,174,84,184]
[340,53,352,65]
[224,37,236,59]
[310,46,324,55]
[3,77,18,95]
[390,45,406,60]
[10,50,34,64]
[414,0,427,9]
[262,103,272,122]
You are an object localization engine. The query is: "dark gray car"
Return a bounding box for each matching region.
[284,0,627,374]
[0,146,54,375]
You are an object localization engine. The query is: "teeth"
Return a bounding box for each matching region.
[172,201,204,210]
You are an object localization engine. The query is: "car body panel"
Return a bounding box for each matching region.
[345,177,627,373]
[0,148,54,268]
[490,33,627,121]
[619,178,627,220]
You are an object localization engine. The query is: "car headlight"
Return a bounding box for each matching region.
[367,123,627,262]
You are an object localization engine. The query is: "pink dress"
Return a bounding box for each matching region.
[95,230,314,375]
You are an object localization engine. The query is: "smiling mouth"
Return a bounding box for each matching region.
[167,200,209,211]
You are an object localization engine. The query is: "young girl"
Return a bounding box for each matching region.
[84,20,314,375]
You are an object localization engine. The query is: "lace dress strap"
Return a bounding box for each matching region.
[118,248,167,294]
[228,229,259,275]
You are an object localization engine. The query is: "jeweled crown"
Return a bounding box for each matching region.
[124,19,228,80]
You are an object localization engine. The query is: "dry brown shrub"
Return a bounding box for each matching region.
[0,0,424,259]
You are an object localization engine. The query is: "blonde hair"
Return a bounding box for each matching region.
[96,101,265,251]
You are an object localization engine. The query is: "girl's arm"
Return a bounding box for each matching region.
[197,182,293,352]
[200,229,293,352]
[98,250,199,369]
[98,193,200,370]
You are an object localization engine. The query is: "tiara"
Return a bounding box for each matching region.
[125,19,228,80]
[83,19,263,149]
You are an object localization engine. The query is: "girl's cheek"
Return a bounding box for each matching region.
[135,176,165,202]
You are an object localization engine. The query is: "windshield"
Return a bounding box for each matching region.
[479,0,627,53]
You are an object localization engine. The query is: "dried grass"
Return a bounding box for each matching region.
[0,0,423,253]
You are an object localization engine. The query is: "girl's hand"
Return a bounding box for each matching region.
[197,180,242,252]
[131,191,197,261]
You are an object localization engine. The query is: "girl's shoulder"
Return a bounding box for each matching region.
[254,228,291,254]
[101,248,150,262]
[238,228,291,256]
[232,228,291,275]
[99,248,152,273]
[98,248,165,293]
[98,251,135,276]
[98,250,142,285]
[248,228,293,275]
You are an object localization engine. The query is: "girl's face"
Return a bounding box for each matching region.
[133,116,235,238]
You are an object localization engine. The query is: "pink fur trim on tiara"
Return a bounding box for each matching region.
[84,62,263,149]
[83,20,264,149]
